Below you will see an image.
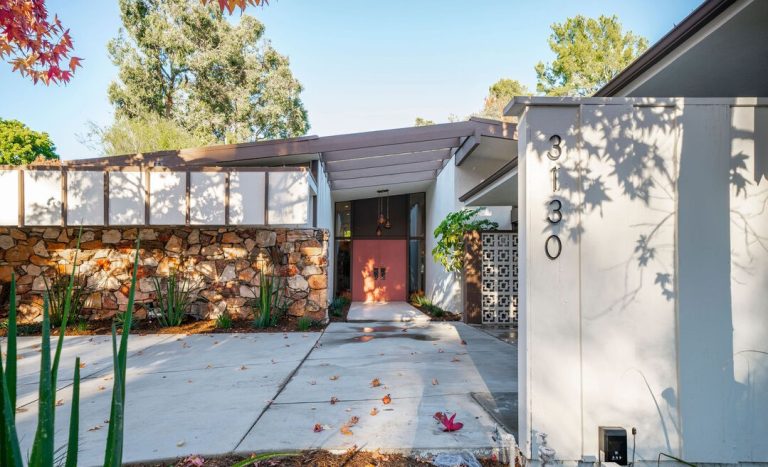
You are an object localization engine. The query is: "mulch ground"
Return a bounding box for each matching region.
[411,304,461,322]
[126,449,508,467]
[0,314,326,337]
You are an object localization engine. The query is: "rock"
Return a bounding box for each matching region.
[238,267,257,283]
[219,264,236,282]
[300,239,323,257]
[244,238,257,252]
[6,245,32,262]
[10,229,27,240]
[196,261,217,280]
[188,229,200,244]
[308,275,327,290]
[288,274,309,291]
[102,294,118,310]
[165,235,183,253]
[102,229,121,244]
[25,264,42,276]
[84,292,102,309]
[80,230,95,242]
[308,288,328,306]
[201,245,223,257]
[185,244,201,255]
[32,241,49,258]
[0,235,14,249]
[239,285,257,298]
[157,257,180,275]
[302,265,323,276]
[287,230,314,242]
[29,255,49,266]
[43,228,60,239]
[288,299,307,317]
[221,232,242,244]
[223,247,248,259]
[0,265,13,282]
[32,275,48,291]
[139,278,155,293]
[255,230,276,247]
[139,229,158,240]
[56,230,69,242]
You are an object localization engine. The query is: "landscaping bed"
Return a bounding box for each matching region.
[0,314,326,337]
[126,449,508,467]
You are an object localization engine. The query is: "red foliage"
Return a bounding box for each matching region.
[200,0,268,14]
[0,0,81,84]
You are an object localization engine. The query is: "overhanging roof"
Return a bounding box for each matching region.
[67,118,514,193]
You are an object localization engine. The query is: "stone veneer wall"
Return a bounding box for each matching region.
[0,226,329,322]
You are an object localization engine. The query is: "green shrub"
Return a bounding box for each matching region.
[432,207,498,273]
[329,296,349,317]
[151,268,198,327]
[252,272,286,329]
[216,311,233,329]
[297,316,312,332]
[43,269,91,327]
[0,237,139,467]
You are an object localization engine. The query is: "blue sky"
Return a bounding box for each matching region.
[0,0,701,160]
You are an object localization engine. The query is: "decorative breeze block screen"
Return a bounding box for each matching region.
[480,231,518,325]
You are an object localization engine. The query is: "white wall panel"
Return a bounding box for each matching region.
[24,170,62,225]
[150,171,186,225]
[67,171,103,225]
[0,170,19,225]
[190,172,225,225]
[109,171,145,225]
[229,171,265,225]
[267,171,308,225]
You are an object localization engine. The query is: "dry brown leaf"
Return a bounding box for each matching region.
[88,425,101,432]
[382,394,392,405]
[370,378,381,387]
[349,416,360,426]
[55,399,64,406]
[329,375,339,381]
[240,365,248,370]
[313,423,324,432]
[370,407,379,416]
[16,407,27,413]
[97,386,106,391]
[451,356,461,362]
[340,425,353,435]
[330,396,339,405]
[432,378,439,385]
[79,362,86,368]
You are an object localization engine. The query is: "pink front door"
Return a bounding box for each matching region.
[352,239,407,302]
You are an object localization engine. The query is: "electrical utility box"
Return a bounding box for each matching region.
[599,427,628,465]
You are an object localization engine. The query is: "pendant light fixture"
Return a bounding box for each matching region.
[376,189,390,234]
[384,194,391,229]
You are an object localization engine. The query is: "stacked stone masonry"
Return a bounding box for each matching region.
[0,227,329,322]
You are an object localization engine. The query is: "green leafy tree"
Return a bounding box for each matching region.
[85,113,212,156]
[108,0,309,144]
[479,78,529,121]
[432,208,499,273]
[0,118,59,165]
[535,15,648,96]
[414,117,435,127]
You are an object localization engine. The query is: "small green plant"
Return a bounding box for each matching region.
[329,296,350,317]
[74,318,89,332]
[151,268,198,327]
[215,311,233,329]
[297,316,312,332]
[409,292,430,307]
[432,207,499,273]
[43,268,92,327]
[252,272,286,329]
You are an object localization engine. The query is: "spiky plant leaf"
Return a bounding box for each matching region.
[0,275,23,467]
[65,357,81,467]
[29,299,55,466]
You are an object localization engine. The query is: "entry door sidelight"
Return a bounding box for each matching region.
[352,239,407,302]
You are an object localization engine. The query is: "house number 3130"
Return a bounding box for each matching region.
[546,134,563,260]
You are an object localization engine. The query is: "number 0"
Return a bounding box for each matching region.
[545,234,562,260]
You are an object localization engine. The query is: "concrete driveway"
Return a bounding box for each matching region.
[7,322,516,465]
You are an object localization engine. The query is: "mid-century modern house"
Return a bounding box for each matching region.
[0,0,766,464]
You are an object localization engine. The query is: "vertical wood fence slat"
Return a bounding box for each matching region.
[61,169,68,226]
[144,168,150,226]
[185,170,191,226]
[224,170,231,225]
[264,171,269,225]
[104,171,110,226]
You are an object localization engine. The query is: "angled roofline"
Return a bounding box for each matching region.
[594,0,738,97]
[65,118,514,168]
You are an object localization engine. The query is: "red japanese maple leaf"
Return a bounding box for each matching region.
[433,411,464,432]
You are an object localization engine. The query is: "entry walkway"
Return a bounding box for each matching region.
[347,301,431,322]
[8,321,517,465]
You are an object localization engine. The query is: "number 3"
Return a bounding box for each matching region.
[547,199,562,224]
[547,135,562,161]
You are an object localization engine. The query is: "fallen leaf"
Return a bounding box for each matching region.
[329,375,339,381]
[16,407,27,413]
[382,394,391,405]
[309,380,317,385]
[461,340,467,345]
[370,378,381,387]
[349,416,360,425]
[340,425,353,435]
[206,364,213,369]
[240,365,248,370]
[187,380,193,384]
[16,355,23,360]
[451,356,461,362]
[98,386,106,391]
[79,362,87,368]
[56,399,64,406]
[438,348,445,353]
[176,440,186,447]
[88,425,102,431]
[434,411,464,432]
[370,407,379,416]
[313,423,324,433]
[432,378,439,385]
[330,396,339,405]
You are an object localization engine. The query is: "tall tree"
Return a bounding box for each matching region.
[0,118,58,165]
[108,0,309,143]
[535,15,648,97]
[479,78,529,121]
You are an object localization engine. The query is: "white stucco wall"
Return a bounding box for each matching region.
[109,171,145,225]
[190,172,226,225]
[425,157,513,312]
[315,162,334,303]
[67,170,104,225]
[268,171,309,225]
[229,171,266,225]
[515,97,768,465]
[24,170,62,225]
[0,170,19,225]
[149,171,186,225]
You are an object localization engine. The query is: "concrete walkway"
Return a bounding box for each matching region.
[347,301,431,322]
[8,322,516,465]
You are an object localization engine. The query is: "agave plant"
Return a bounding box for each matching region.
[0,233,140,467]
[151,267,199,327]
[43,268,92,327]
[253,271,286,328]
